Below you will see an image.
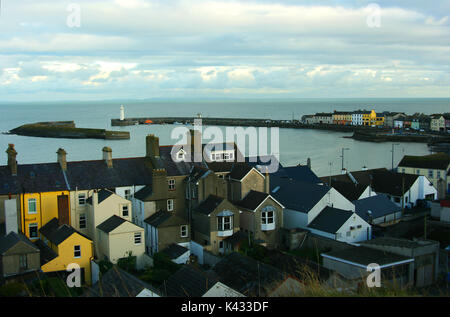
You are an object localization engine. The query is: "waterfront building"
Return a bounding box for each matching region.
[332,111,352,125]
[430,114,446,132]
[314,113,333,124]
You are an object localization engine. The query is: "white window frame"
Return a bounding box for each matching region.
[218,216,232,231]
[168,179,176,191]
[134,232,142,245]
[74,245,81,258]
[28,198,37,214]
[78,193,86,206]
[124,189,132,200]
[180,225,188,238]
[122,204,129,217]
[79,213,87,229]
[167,199,174,212]
[29,223,38,239]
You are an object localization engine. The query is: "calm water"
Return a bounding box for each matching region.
[1,98,449,177]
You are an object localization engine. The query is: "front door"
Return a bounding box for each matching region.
[57,194,70,225]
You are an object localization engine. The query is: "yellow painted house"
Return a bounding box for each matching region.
[362,110,384,126]
[38,218,93,285]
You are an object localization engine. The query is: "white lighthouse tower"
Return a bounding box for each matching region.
[120,105,125,121]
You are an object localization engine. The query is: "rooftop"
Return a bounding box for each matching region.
[307,207,354,234]
[398,153,450,170]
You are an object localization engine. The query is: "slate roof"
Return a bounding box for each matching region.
[361,237,438,249]
[0,162,68,195]
[229,163,254,181]
[270,176,330,213]
[65,157,153,191]
[188,165,212,184]
[134,185,152,201]
[0,231,39,255]
[245,155,284,175]
[144,211,187,228]
[354,194,401,222]
[35,240,58,266]
[322,245,413,267]
[307,207,354,234]
[282,165,323,184]
[39,218,91,245]
[159,146,196,177]
[195,195,225,215]
[86,189,114,205]
[163,264,219,297]
[161,244,189,260]
[329,180,369,201]
[97,215,127,233]
[321,168,419,197]
[84,266,161,297]
[212,252,287,297]
[235,190,270,211]
[398,153,450,170]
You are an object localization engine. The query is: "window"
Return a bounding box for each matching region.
[218,216,232,231]
[29,223,38,239]
[124,189,132,200]
[28,198,37,214]
[181,225,188,238]
[346,231,351,237]
[262,210,274,225]
[428,170,434,179]
[168,179,175,191]
[401,168,405,173]
[167,199,174,212]
[19,255,27,269]
[134,232,142,245]
[78,193,86,206]
[416,169,421,175]
[122,205,129,217]
[219,241,224,249]
[74,245,81,258]
[79,213,87,229]
[437,171,441,179]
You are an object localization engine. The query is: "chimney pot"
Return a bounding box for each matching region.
[57,148,67,171]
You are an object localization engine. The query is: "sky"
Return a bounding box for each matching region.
[1,0,450,101]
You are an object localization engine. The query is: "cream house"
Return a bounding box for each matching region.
[97,215,146,268]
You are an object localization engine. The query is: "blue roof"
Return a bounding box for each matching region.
[282,166,323,184]
[354,194,401,222]
[270,176,330,213]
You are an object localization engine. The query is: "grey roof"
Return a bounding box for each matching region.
[134,185,152,201]
[86,189,113,205]
[329,180,369,201]
[229,163,254,181]
[0,162,68,195]
[354,194,401,222]
[270,176,330,212]
[188,165,212,184]
[235,190,270,211]
[398,153,450,170]
[65,157,153,191]
[245,155,284,175]
[39,218,91,245]
[159,146,195,176]
[0,231,40,255]
[97,215,127,233]
[161,244,189,260]
[35,240,58,266]
[322,245,413,267]
[84,266,161,297]
[307,207,354,234]
[282,165,323,184]
[163,264,219,297]
[144,211,187,228]
[361,237,438,249]
[195,195,225,215]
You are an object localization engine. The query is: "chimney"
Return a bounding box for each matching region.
[102,146,113,168]
[6,144,17,176]
[187,129,202,163]
[307,158,311,170]
[57,148,67,171]
[146,134,160,158]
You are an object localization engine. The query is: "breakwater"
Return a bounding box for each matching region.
[10,121,130,140]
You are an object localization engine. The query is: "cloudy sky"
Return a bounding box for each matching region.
[1,0,450,101]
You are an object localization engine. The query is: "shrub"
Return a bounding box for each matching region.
[0,282,27,297]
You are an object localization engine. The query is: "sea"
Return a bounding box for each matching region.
[1,98,449,177]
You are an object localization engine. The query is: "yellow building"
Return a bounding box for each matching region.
[21,191,70,241]
[332,112,352,125]
[362,110,384,126]
[38,218,93,285]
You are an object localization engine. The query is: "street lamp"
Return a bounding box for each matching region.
[391,143,400,171]
[341,148,350,172]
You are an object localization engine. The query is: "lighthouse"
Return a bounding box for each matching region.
[120,105,125,121]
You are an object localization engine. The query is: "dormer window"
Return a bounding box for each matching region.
[261,206,276,231]
[176,149,186,161]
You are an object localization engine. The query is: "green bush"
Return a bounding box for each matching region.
[153,252,181,274]
[140,268,172,286]
[0,282,27,297]
[117,254,137,273]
